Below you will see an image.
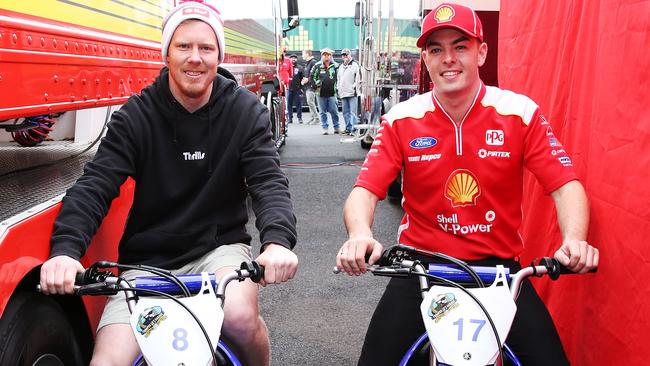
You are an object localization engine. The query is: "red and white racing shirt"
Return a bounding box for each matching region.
[356,83,578,260]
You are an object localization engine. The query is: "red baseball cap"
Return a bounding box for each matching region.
[416,3,484,48]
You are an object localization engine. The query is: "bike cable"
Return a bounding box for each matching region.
[394,245,485,287]
[99,262,192,298]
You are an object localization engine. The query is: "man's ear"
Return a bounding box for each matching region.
[477,42,488,67]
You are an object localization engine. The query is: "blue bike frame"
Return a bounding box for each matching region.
[135,273,218,295]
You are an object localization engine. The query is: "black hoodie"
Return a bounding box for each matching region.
[50,68,297,269]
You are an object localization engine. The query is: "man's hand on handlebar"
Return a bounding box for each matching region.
[39,255,85,295]
[255,243,298,287]
[336,235,383,276]
[554,239,599,274]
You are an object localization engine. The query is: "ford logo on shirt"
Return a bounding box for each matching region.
[409,137,437,149]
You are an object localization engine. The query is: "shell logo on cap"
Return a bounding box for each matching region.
[434,5,455,23]
[445,169,480,207]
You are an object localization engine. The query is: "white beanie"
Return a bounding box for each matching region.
[161,1,225,65]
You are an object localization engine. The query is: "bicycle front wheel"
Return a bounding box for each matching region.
[399,332,520,366]
[399,333,434,365]
[132,340,240,366]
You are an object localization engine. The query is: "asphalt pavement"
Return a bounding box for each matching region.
[249,113,405,365]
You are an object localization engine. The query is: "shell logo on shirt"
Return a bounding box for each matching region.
[445,169,481,207]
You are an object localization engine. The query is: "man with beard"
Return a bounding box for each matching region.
[39,2,298,365]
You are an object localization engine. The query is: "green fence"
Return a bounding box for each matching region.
[285,17,420,54]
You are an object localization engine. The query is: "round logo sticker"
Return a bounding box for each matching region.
[485,210,496,222]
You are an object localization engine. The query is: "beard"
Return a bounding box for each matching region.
[180,82,210,98]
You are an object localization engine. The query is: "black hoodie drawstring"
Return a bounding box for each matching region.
[207,103,213,174]
[172,119,178,144]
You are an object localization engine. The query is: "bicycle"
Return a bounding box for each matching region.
[50,260,265,366]
[335,244,594,366]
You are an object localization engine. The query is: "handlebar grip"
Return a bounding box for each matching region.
[75,271,88,286]
[240,261,265,283]
[74,267,107,286]
[558,264,598,274]
[333,251,376,274]
[538,257,597,280]
[36,270,92,293]
[73,266,118,295]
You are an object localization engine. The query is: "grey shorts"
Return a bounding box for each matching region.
[97,243,252,332]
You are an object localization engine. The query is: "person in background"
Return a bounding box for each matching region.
[311,47,341,135]
[336,3,598,365]
[301,49,320,125]
[278,46,293,123]
[39,2,298,365]
[337,48,361,135]
[286,54,304,124]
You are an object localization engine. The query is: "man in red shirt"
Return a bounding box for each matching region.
[336,3,598,365]
[278,47,294,122]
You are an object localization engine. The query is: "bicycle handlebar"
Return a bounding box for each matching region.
[36,261,265,297]
[334,244,596,283]
[36,261,265,366]
[334,245,597,365]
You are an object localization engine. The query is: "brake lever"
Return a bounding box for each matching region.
[75,282,120,296]
[332,264,377,275]
[333,264,412,277]
[368,266,412,277]
[332,244,416,275]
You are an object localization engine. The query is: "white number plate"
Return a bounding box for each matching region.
[420,265,516,365]
[129,272,223,366]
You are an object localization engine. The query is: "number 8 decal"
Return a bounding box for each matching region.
[173,328,189,351]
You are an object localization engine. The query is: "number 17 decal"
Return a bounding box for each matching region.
[452,318,486,341]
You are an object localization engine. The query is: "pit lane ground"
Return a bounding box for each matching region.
[251,115,405,365]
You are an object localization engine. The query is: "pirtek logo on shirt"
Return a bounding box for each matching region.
[445,169,480,207]
[183,151,205,161]
[478,149,510,159]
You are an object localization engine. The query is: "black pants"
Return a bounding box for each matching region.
[358,258,569,366]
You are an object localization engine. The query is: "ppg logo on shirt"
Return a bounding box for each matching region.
[485,130,504,146]
[409,137,437,149]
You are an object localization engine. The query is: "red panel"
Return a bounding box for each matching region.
[0,9,163,120]
[477,10,499,87]
[498,0,650,364]
[0,179,135,332]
